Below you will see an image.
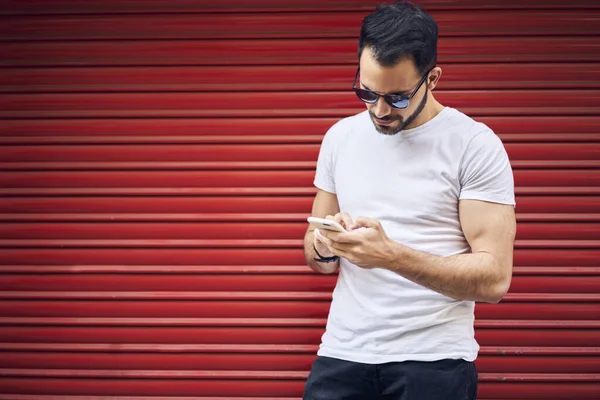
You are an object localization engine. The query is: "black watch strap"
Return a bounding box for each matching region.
[313,243,340,263]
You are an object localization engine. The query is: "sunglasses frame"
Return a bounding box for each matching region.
[352,66,433,109]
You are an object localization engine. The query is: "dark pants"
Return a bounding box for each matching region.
[303,356,478,400]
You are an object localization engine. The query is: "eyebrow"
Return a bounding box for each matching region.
[361,81,411,97]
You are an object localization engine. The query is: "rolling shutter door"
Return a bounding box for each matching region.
[1,1,599,398]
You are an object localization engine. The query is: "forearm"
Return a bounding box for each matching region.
[385,242,510,303]
[304,230,339,274]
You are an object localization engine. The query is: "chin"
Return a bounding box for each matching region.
[374,121,402,136]
[369,113,404,135]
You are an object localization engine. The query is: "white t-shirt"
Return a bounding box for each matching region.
[313,107,515,364]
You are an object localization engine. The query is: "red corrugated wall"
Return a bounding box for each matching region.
[1,1,599,398]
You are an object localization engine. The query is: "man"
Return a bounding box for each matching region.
[302,1,516,399]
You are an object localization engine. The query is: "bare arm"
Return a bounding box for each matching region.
[318,199,516,303]
[303,189,341,274]
[386,200,516,302]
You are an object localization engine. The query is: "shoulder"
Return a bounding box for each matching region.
[443,108,494,140]
[442,108,504,153]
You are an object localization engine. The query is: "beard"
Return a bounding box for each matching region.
[369,88,429,136]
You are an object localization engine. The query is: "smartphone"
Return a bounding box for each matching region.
[307,216,347,233]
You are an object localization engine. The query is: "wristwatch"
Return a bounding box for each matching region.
[313,243,340,263]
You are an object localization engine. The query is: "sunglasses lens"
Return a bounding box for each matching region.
[390,98,409,109]
[354,89,378,104]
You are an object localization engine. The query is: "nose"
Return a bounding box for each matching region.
[372,96,392,119]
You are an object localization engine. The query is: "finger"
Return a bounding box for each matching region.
[329,230,362,244]
[327,240,355,252]
[336,212,354,231]
[328,245,354,263]
[351,216,380,230]
[316,228,345,242]
[314,228,335,247]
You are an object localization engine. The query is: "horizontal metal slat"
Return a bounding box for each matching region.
[3,160,600,170]
[2,0,600,14]
[1,239,599,249]
[2,90,600,118]
[0,248,311,265]
[1,144,322,163]
[0,397,294,400]
[0,292,598,302]
[0,369,599,386]
[0,325,324,345]
[0,170,317,188]
[2,10,599,40]
[0,300,597,320]
[4,134,600,146]
[2,213,600,222]
[513,169,600,184]
[0,265,323,274]
[2,368,296,379]
[1,358,599,381]
[1,170,598,188]
[0,396,297,400]
[2,143,599,163]
[1,346,599,373]
[0,274,598,293]
[2,221,600,241]
[0,375,598,399]
[2,187,600,196]
[2,369,600,384]
[0,196,315,214]
[6,352,598,374]
[0,274,338,292]
[479,356,600,373]
[0,213,312,222]
[0,343,320,352]
[1,325,598,347]
[0,376,302,398]
[0,118,336,141]
[2,64,600,93]
[2,117,599,143]
[1,248,598,266]
[0,317,337,327]
[1,265,599,276]
[0,300,334,318]
[0,187,311,196]
[2,343,598,355]
[0,162,314,171]
[0,239,304,248]
[0,291,334,301]
[1,195,598,214]
[2,37,599,67]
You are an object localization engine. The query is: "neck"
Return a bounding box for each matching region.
[404,95,445,130]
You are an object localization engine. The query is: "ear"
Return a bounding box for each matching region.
[427,66,442,91]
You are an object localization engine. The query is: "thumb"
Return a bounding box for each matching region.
[351,216,379,230]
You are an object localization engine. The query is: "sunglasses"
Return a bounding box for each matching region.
[352,67,432,109]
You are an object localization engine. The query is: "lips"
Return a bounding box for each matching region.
[374,117,394,126]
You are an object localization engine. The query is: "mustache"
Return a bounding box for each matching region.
[369,112,403,122]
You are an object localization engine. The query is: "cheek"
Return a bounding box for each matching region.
[391,109,406,118]
[388,109,407,121]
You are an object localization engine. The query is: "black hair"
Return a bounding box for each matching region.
[358,1,438,75]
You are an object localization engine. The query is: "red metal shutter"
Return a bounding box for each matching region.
[1,1,599,398]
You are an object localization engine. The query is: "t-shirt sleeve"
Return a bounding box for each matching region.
[459,129,515,206]
[313,125,337,194]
